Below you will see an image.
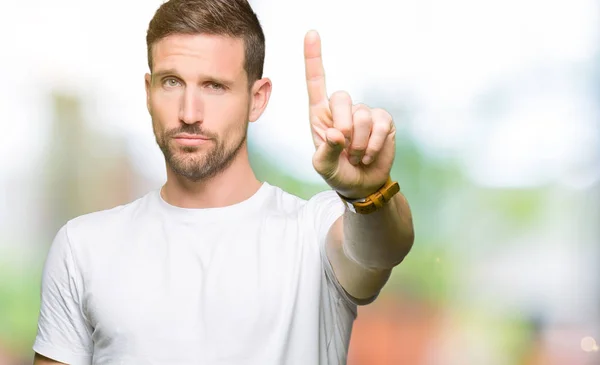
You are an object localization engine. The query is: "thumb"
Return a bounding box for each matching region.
[313,128,345,179]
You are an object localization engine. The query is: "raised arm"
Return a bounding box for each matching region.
[303,30,414,301]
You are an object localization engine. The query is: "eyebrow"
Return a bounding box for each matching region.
[151,69,236,87]
[151,69,179,82]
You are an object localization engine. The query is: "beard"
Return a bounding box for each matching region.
[153,121,247,182]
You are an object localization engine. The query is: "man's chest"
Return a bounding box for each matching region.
[80,220,323,361]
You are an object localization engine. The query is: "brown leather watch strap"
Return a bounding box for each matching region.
[339,177,400,214]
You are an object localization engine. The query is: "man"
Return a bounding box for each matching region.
[33,0,414,364]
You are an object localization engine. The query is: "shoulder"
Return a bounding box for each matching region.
[302,188,346,220]
[260,183,307,215]
[263,183,341,212]
[62,190,157,245]
[263,183,345,228]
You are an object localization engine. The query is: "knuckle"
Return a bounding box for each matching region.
[353,108,372,123]
[367,142,380,152]
[350,145,367,153]
[373,118,392,132]
[372,107,390,116]
[366,135,385,151]
[365,148,379,157]
[340,125,353,135]
[330,90,351,103]
[372,108,393,124]
[372,125,388,137]
[353,104,370,113]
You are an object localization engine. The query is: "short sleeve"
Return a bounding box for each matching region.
[33,224,93,365]
[307,190,346,243]
[304,190,378,308]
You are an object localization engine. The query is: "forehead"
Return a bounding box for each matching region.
[151,33,245,80]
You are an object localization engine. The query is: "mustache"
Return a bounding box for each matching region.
[164,124,217,139]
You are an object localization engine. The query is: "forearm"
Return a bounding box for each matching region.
[342,192,414,270]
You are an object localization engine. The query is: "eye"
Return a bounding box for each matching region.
[207,82,225,91]
[163,78,181,88]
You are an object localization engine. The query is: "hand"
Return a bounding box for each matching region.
[303,30,396,199]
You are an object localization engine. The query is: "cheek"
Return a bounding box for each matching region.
[150,94,180,128]
[205,95,250,127]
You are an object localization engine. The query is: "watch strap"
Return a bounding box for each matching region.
[337,177,400,214]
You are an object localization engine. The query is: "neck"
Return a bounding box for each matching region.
[161,146,261,209]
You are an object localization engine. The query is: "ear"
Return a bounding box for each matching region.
[248,77,272,123]
[144,73,152,114]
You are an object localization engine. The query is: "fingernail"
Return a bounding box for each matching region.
[349,156,360,165]
[362,155,372,165]
[326,138,339,148]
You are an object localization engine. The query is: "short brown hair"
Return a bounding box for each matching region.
[146,0,265,85]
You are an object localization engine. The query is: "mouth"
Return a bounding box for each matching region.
[172,134,211,147]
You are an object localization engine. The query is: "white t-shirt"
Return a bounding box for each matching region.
[33,182,376,365]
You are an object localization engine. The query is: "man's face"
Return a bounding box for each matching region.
[145,33,254,182]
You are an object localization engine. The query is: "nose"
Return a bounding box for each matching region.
[178,87,203,125]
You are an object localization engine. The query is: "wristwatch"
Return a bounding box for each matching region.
[337,177,400,214]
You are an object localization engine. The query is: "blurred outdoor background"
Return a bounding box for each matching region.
[1,0,599,364]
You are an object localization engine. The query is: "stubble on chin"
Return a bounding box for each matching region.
[159,131,246,182]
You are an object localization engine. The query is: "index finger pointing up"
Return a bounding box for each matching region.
[304,30,328,107]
